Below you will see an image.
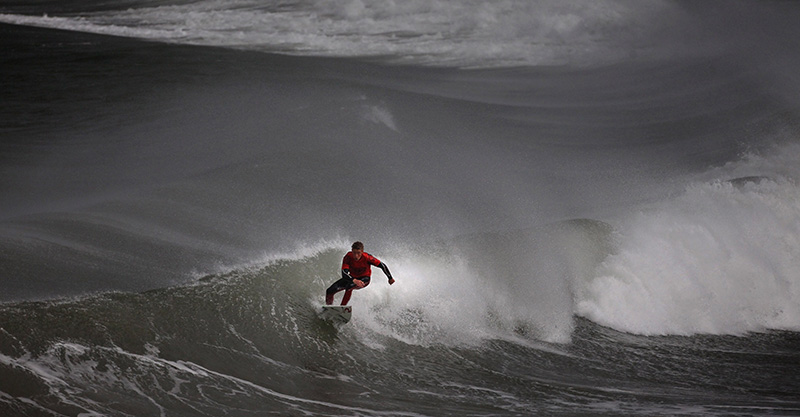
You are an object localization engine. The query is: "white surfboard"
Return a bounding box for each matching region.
[319,305,352,324]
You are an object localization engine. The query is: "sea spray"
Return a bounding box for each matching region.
[578,146,800,335]
[358,220,614,345]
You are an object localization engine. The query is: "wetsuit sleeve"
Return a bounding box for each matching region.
[378,262,393,280]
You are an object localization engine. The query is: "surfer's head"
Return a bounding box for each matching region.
[351,241,364,259]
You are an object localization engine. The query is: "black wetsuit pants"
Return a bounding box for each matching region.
[325,276,370,305]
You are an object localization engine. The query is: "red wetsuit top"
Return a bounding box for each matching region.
[342,251,381,279]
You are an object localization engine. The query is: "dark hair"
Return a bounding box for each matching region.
[351,241,364,251]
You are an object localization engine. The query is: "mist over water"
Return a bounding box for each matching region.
[1,0,799,333]
[1,0,800,415]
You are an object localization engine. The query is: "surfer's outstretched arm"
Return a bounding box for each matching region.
[378,262,395,285]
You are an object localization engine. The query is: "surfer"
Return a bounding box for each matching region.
[325,241,395,305]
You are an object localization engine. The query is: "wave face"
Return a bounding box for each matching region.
[2,0,800,415]
[2,248,799,416]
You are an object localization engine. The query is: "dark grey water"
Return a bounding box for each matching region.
[1,1,799,415]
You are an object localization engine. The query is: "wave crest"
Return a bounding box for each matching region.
[578,146,800,335]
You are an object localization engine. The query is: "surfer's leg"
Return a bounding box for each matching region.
[325,290,336,305]
[325,284,343,305]
[325,277,354,305]
[340,278,369,305]
[341,288,354,306]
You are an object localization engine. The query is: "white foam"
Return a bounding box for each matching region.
[577,144,800,335]
[354,242,577,346]
[0,12,187,40]
[362,104,398,132]
[354,252,488,345]
[192,236,352,278]
[0,0,684,67]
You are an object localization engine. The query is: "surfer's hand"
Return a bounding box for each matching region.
[353,279,366,288]
[388,278,395,285]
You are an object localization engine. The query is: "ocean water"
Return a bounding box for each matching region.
[1,1,799,415]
